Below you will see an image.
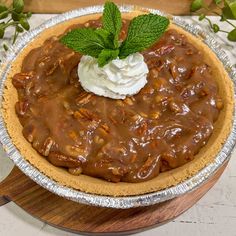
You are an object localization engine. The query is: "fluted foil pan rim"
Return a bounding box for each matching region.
[0,5,235,209]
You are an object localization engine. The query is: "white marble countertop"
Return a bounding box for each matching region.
[0,14,236,236]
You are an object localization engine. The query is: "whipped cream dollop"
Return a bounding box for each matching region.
[78,53,149,99]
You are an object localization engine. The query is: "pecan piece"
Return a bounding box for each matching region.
[75,92,93,106]
[137,121,148,135]
[99,123,110,134]
[116,100,125,107]
[41,137,54,156]
[15,100,29,116]
[46,62,58,75]
[68,167,83,175]
[23,124,35,143]
[169,101,182,113]
[123,97,135,106]
[94,135,105,145]
[149,68,159,79]
[48,152,81,168]
[63,101,74,115]
[65,145,85,157]
[150,111,160,119]
[137,155,160,179]
[161,152,178,169]
[58,52,76,74]
[156,45,175,56]
[131,114,142,122]
[139,112,148,118]
[155,94,167,103]
[199,87,210,97]
[12,72,34,89]
[38,56,50,67]
[74,108,98,121]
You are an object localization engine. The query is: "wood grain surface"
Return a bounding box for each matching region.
[0,162,227,235]
[2,0,214,14]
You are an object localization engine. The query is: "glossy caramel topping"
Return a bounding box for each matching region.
[12,19,223,183]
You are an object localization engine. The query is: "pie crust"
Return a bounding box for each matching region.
[2,12,234,196]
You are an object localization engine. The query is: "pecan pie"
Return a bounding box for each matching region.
[2,12,234,196]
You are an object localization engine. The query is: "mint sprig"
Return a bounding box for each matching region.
[102,1,122,48]
[60,28,107,58]
[60,1,169,67]
[98,48,119,67]
[119,14,169,59]
[95,28,115,49]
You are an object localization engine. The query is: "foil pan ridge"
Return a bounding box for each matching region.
[0,5,235,209]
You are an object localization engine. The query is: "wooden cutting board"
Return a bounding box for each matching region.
[0,162,228,234]
[2,0,214,14]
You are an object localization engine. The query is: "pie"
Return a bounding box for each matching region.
[2,11,234,196]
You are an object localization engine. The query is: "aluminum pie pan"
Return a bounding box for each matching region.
[0,5,236,209]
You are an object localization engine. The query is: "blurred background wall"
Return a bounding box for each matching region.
[1,0,214,14]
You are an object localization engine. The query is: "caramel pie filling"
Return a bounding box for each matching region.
[12,19,223,183]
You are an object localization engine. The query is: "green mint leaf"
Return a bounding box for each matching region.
[119,14,169,59]
[227,28,236,41]
[102,1,122,48]
[60,28,107,58]
[97,48,119,67]
[190,0,203,12]
[0,5,7,13]
[95,28,115,49]
[13,0,24,13]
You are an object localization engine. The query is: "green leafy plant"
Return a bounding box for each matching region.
[61,1,169,67]
[0,0,32,50]
[190,0,236,41]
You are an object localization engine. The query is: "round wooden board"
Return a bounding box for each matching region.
[0,162,227,235]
